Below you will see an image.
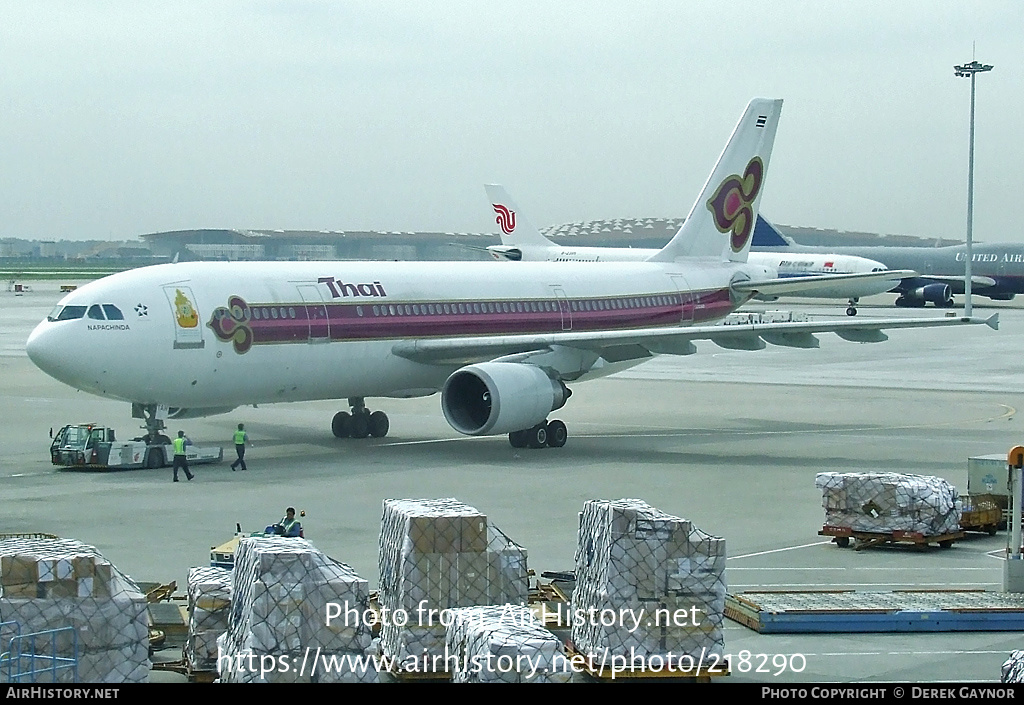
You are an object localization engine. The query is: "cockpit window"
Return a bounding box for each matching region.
[47,304,124,322]
[102,305,125,320]
[49,305,87,322]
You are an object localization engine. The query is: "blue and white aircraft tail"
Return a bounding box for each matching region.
[752,215,797,248]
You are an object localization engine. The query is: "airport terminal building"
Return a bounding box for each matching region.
[139,219,955,263]
[2,219,958,264]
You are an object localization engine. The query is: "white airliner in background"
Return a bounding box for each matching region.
[485,185,911,317]
[25,99,996,449]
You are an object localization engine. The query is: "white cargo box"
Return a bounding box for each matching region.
[967,455,1007,498]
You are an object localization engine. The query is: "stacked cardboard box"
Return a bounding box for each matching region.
[186,566,232,672]
[377,498,529,668]
[446,605,571,683]
[217,537,376,683]
[572,499,726,668]
[0,536,149,682]
[816,472,962,535]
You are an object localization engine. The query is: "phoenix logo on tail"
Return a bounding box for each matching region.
[707,157,764,252]
[492,204,516,235]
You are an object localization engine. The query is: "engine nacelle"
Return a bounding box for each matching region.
[901,283,952,306]
[441,363,570,436]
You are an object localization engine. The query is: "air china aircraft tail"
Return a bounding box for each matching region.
[647,98,782,263]
[485,184,551,250]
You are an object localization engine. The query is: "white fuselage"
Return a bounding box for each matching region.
[26,259,765,412]
[493,245,893,300]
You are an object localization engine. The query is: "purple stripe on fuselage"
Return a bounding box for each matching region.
[239,288,734,346]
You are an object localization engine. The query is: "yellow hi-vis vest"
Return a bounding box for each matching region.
[173,437,186,456]
[234,430,246,445]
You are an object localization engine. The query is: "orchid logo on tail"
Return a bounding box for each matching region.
[492,204,516,235]
[706,157,764,252]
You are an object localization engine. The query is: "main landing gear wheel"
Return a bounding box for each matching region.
[546,420,567,448]
[332,411,351,438]
[508,419,568,449]
[332,398,389,439]
[526,424,548,449]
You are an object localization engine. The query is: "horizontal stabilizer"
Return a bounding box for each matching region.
[485,245,523,261]
[733,269,917,297]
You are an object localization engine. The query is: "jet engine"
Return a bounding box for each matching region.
[897,283,952,307]
[441,363,570,436]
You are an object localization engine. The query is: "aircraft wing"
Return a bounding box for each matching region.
[915,274,999,288]
[732,269,917,297]
[392,312,998,367]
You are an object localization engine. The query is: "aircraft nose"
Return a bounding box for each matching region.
[26,321,67,381]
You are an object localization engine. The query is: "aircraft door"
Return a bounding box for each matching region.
[297,284,330,343]
[552,287,572,331]
[163,285,205,349]
[670,275,695,324]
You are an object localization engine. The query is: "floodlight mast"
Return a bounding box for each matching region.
[954,59,992,317]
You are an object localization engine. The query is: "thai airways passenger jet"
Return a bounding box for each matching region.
[484,187,912,317]
[25,99,996,449]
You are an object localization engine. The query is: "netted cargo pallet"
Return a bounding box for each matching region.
[0,535,151,683]
[819,525,964,550]
[816,472,962,539]
[572,499,727,679]
[377,498,528,674]
[727,590,1024,633]
[446,605,572,683]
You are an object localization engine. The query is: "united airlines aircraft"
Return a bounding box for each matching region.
[751,217,1024,308]
[25,99,996,449]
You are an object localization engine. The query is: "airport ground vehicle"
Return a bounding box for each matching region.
[210,518,305,569]
[49,423,223,470]
[959,494,1001,535]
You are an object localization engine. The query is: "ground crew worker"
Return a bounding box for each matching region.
[172,430,194,482]
[266,507,302,537]
[230,423,249,471]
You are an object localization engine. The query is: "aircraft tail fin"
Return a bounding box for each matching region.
[752,214,796,248]
[484,184,555,248]
[647,98,782,263]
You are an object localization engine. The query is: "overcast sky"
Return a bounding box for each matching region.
[1,1,1020,243]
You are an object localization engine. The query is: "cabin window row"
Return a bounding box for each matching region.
[364,295,681,318]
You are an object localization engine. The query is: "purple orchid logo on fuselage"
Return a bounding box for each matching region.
[208,296,254,354]
[706,157,764,252]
